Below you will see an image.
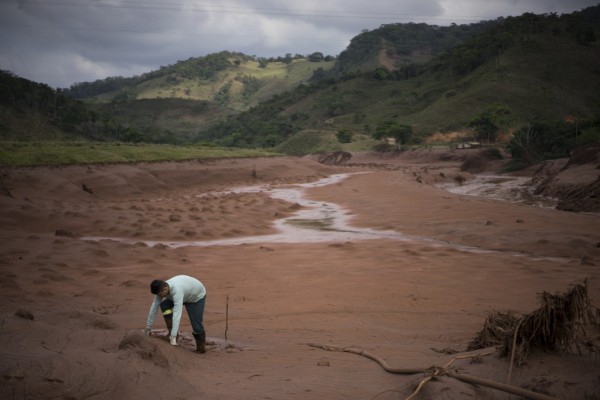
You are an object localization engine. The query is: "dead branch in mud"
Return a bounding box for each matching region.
[307,281,600,399]
[307,343,558,400]
[307,343,430,374]
[469,279,600,366]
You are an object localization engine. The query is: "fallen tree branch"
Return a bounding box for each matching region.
[307,343,430,374]
[307,343,560,400]
[446,370,558,400]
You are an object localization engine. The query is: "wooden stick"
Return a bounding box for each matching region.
[507,316,526,384]
[225,295,229,341]
[308,343,560,400]
[447,370,559,400]
[405,375,433,400]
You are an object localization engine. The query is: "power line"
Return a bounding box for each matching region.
[0,0,493,39]
[0,0,488,22]
[0,23,339,41]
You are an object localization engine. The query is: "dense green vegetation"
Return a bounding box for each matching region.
[89,98,234,143]
[1,70,117,141]
[373,121,413,145]
[330,20,497,76]
[197,6,600,159]
[0,69,201,144]
[507,118,600,165]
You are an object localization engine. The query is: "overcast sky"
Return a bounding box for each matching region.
[0,0,597,88]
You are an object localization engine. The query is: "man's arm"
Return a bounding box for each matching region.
[170,291,184,342]
[145,295,161,334]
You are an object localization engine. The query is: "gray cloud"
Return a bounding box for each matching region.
[0,0,596,88]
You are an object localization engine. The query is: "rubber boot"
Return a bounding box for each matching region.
[193,332,206,353]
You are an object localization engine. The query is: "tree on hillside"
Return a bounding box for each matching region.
[308,52,324,62]
[373,121,412,146]
[576,27,597,45]
[469,103,511,143]
[336,128,353,143]
[258,58,268,68]
[507,120,579,164]
[373,67,391,80]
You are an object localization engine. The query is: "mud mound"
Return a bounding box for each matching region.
[317,151,352,165]
[460,149,504,173]
[556,176,600,212]
[562,144,600,169]
[119,330,169,367]
[533,145,600,212]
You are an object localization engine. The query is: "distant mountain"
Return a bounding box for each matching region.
[2,6,599,156]
[197,6,600,154]
[63,51,335,140]
[65,51,335,110]
[329,20,497,76]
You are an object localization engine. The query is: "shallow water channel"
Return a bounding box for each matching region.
[436,174,557,208]
[82,173,565,261]
[86,173,418,248]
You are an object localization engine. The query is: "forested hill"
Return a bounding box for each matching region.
[329,20,497,76]
[64,23,497,102]
[197,6,600,154]
[64,51,250,99]
[0,69,170,142]
[332,6,599,77]
[63,51,336,110]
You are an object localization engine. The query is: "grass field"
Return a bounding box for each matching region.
[0,141,280,167]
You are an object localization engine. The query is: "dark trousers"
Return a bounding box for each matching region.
[160,296,206,335]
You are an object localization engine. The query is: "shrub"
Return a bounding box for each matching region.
[336,129,353,143]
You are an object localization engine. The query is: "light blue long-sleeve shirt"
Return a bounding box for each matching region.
[146,275,206,338]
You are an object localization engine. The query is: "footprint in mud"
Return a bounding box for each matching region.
[147,329,254,353]
[207,337,255,353]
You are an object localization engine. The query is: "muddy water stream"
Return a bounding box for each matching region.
[85,173,415,247]
[436,174,557,208]
[82,173,566,262]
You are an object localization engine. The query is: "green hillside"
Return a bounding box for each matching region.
[330,20,497,75]
[70,52,335,110]
[65,51,335,140]
[0,70,114,141]
[198,8,600,154]
[89,98,234,143]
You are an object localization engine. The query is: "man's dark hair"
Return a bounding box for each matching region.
[150,280,168,295]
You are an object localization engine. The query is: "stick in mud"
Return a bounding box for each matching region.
[225,294,229,341]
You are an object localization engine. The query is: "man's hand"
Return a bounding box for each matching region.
[170,336,178,346]
[144,328,152,336]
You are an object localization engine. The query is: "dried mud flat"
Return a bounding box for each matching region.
[0,151,599,400]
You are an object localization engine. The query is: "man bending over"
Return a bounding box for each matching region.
[145,275,207,353]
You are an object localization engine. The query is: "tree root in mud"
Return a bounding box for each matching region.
[306,343,559,400]
[468,279,600,366]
